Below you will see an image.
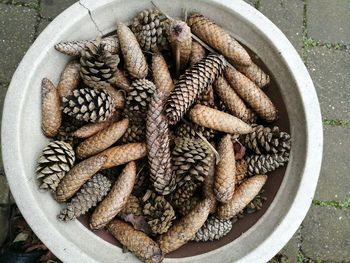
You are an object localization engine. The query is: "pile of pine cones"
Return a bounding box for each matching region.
[37,7,291,263]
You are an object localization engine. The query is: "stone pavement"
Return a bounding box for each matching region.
[0,0,349,262]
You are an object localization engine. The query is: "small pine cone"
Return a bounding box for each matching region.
[217,175,267,220]
[117,22,148,79]
[237,62,270,88]
[36,141,75,191]
[55,35,120,56]
[58,173,111,221]
[159,198,211,254]
[131,9,169,52]
[90,162,137,230]
[142,190,176,234]
[175,121,215,141]
[41,78,62,137]
[187,13,251,66]
[119,194,142,218]
[62,88,115,123]
[189,104,253,134]
[193,215,232,242]
[57,60,80,98]
[147,91,175,195]
[166,54,227,125]
[235,159,248,185]
[171,180,200,208]
[126,79,156,113]
[172,137,213,184]
[80,40,120,89]
[189,40,206,66]
[108,220,163,263]
[120,123,146,143]
[167,20,192,73]
[246,152,289,176]
[224,66,277,122]
[152,52,174,96]
[242,125,291,154]
[246,190,267,214]
[213,76,256,123]
[177,196,201,216]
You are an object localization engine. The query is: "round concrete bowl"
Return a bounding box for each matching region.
[2,0,323,262]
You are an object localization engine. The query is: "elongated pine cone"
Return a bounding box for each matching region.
[236,159,248,185]
[187,13,251,66]
[55,35,119,56]
[189,40,206,66]
[131,9,169,52]
[119,194,142,218]
[193,215,232,242]
[36,141,75,191]
[172,137,213,185]
[242,125,291,154]
[126,78,156,112]
[57,60,80,98]
[80,40,120,89]
[237,62,270,88]
[166,54,227,125]
[62,88,114,123]
[142,190,176,234]
[58,173,111,221]
[152,52,174,96]
[246,152,289,176]
[108,220,163,263]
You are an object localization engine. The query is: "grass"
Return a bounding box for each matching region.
[313,196,350,209]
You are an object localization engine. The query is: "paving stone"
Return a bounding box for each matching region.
[0,175,10,205]
[40,0,78,19]
[36,18,51,36]
[314,125,350,202]
[259,0,304,54]
[302,206,350,261]
[278,229,300,263]
[307,46,350,120]
[308,0,350,44]
[0,206,10,246]
[0,4,37,83]
[13,0,38,5]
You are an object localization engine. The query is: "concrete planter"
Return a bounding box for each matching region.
[2,0,323,262]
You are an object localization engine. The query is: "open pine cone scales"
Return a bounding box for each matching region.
[193,215,232,242]
[246,152,289,176]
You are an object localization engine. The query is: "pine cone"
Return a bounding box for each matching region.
[58,173,111,221]
[132,162,151,197]
[166,54,227,125]
[142,190,176,234]
[187,13,251,66]
[246,190,267,214]
[189,40,206,66]
[57,60,80,98]
[119,194,142,218]
[246,152,289,176]
[147,91,175,195]
[193,215,232,242]
[126,79,156,112]
[171,180,200,208]
[172,137,213,185]
[55,35,119,56]
[237,62,270,88]
[36,141,75,191]
[236,159,248,185]
[152,52,174,96]
[62,88,115,123]
[131,9,169,52]
[120,122,146,143]
[177,196,201,216]
[175,121,215,140]
[80,40,120,89]
[242,125,291,154]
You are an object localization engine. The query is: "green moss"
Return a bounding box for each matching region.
[313,196,350,209]
[0,0,40,10]
[323,119,350,128]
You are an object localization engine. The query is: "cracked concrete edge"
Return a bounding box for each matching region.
[78,0,103,36]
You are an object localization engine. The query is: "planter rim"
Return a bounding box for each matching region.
[1,0,323,262]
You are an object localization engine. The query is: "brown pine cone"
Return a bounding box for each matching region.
[237,62,270,88]
[203,146,217,213]
[152,52,174,96]
[214,135,236,203]
[224,66,277,122]
[58,173,111,221]
[70,121,112,138]
[159,198,211,254]
[108,219,163,263]
[142,190,176,234]
[213,76,256,123]
[117,22,148,79]
[41,78,61,137]
[174,121,216,141]
[55,155,107,202]
[126,78,156,113]
[80,39,120,89]
[242,125,291,154]
[193,215,232,242]
[90,161,136,230]
[57,60,80,98]
[165,54,227,125]
[189,104,253,134]
[131,8,169,52]
[217,175,267,220]
[189,40,206,66]
[172,137,213,184]
[177,196,201,216]
[246,190,267,214]
[187,13,251,66]
[132,162,151,197]
[118,194,142,218]
[147,91,175,195]
[236,159,248,185]
[120,122,146,143]
[171,180,200,208]
[246,152,289,176]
